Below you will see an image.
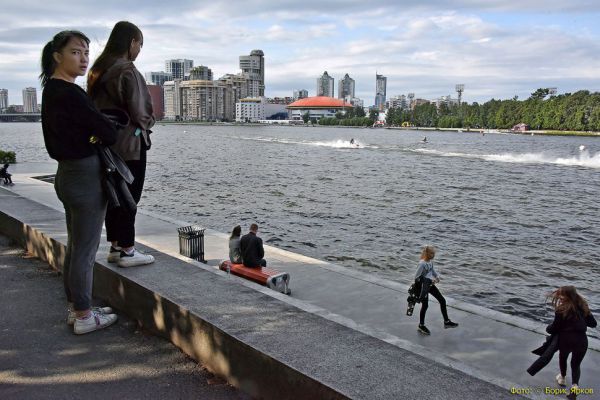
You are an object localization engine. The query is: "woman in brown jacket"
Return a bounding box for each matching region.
[88,21,155,268]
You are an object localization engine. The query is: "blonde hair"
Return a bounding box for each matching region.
[420,245,436,261]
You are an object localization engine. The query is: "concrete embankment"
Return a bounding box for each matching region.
[3,168,598,399]
[0,235,247,400]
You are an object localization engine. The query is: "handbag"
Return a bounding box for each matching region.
[97,145,136,212]
[95,108,136,212]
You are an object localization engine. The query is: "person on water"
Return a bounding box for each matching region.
[414,245,458,335]
[350,138,355,145]
[422,136,427,143]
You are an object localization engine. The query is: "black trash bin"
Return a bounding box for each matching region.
[177,226,206,263]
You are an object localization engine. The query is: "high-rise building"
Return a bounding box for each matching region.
[165,59,193,80]
[375,74,387,111]
[387,95,408,110]
[189,66,213,81]
[239,50,265,97]
[0,89,8,111]
[338,74,355,99]
[293,89,308,100]
[22,87,37,113]
[147,85,164,120]
[317,71,334,97]
[164,79,234,121]
[236,97,265,123]
[145,71,173,86]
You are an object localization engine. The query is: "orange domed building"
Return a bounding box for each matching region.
[286,96,353,121]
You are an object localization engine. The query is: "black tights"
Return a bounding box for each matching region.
[558,335,588,385]
[419,284,449,325]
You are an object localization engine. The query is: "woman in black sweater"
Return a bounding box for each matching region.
[546,286,597,390]
[40,30,118,334]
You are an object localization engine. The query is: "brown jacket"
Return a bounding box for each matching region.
[91,58,155,161]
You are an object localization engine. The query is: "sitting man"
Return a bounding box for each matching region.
[240,223,267,268]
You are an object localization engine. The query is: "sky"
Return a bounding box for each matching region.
[1,0,600,106]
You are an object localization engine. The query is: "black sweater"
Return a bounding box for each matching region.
[42,79,117,160]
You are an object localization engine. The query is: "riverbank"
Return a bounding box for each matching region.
[155,120,600,136]
[386,126,600,136]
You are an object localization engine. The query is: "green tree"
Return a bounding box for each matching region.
[302,112,309,124]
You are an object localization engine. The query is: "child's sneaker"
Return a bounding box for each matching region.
[67,306,114,325]
[418,324,431,335]
[444,320,459,328]
[107,246,122,263]
[74,310,117,335]
[556,373,566,387]
[117,248,155,268]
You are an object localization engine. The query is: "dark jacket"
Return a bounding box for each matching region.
[90,58,155,161]
[546,310,597,335]
[527,334,559,376]
[239,232,264,268]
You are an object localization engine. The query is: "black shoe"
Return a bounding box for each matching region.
[444,320,459,328]
[418,324,431,335]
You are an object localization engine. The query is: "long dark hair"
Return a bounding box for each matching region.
[230,225,241,239]
[548,286,591,318]
[39,30,90,87]
[87,21,142,97]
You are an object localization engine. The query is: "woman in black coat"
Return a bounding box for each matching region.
[546,286,597,390]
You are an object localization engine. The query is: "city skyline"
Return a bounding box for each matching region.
[1,1,600,105]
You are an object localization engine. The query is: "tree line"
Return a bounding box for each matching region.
[386,89,600,131]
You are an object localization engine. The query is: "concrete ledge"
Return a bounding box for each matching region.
[0,187,521,400]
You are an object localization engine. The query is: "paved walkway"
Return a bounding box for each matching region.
[0,234,248,400]
[3,166,599,399]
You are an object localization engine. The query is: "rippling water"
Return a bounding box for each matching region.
[2,123,599,333]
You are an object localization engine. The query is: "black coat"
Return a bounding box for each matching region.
[240,232,264,268]
[527,334,559,376]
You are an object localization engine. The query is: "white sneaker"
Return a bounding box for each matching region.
[556,373,566,387]
[117,249,155,268]
[74,311,117,334]
[107,246,122,263]
[67,306,113,325]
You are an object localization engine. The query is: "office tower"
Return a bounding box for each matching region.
[317,71,334,97]
[189,66,213,81]
[293,89,308,100]
[145,72,173,86]
[239,50,265,97]
[375,74,387,111]
[22,87,37,113]
[338,74,355,99]
[0,89,8,111]
[165,59,193,80]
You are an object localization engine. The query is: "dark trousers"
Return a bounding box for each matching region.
[55,155,106,311]
[559,333,588,385]
[105,147,146,248]
[419,284,449,325]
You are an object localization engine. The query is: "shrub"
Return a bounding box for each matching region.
[0,150,16,164]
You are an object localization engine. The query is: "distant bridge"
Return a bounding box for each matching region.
[0,113,41,122]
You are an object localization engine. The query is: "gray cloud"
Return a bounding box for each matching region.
[1,1,599,105]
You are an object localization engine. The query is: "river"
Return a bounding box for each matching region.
[1,122,598,333]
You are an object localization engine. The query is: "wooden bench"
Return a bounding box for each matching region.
[219,260,291,295]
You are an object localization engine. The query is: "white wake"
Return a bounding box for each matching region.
[413,148,600,169]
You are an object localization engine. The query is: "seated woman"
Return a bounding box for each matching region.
[229,225,242,264]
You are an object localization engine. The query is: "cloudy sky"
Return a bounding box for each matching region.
[1,0,600,106]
